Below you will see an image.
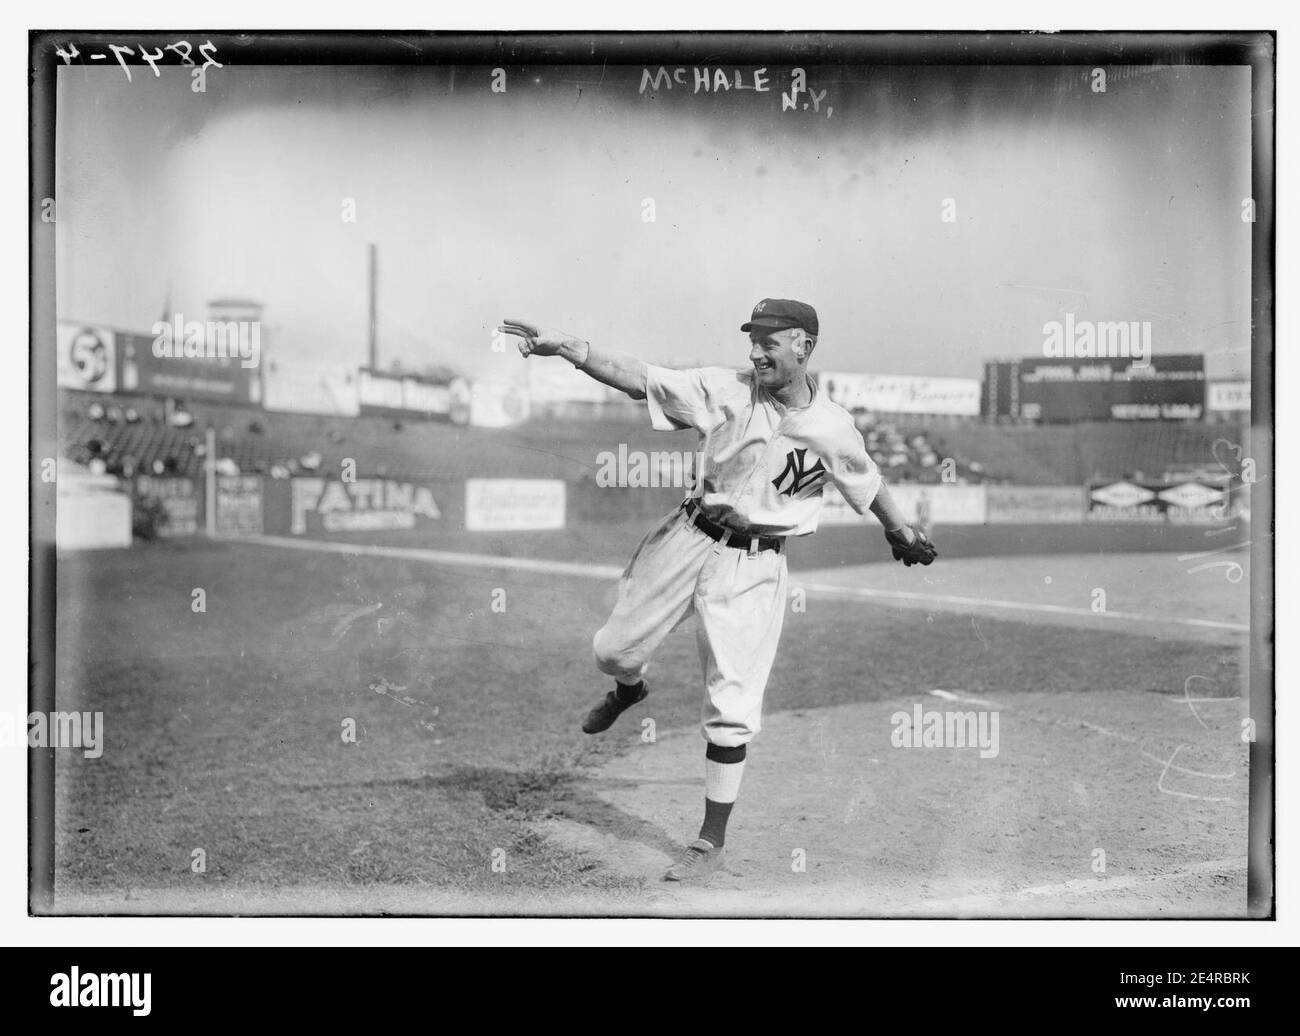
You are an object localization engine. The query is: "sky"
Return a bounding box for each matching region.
[55,60,1253,389]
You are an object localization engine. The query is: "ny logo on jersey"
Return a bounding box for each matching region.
[771,448,826,497]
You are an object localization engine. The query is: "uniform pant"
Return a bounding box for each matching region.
[592,506,789,748]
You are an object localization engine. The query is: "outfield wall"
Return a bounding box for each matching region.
[109,472,1250,561]
[57,469,131,549]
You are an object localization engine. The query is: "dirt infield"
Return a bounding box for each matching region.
[46,537,1251,917]
[539,552,1251,917]
[537,684,1247,917]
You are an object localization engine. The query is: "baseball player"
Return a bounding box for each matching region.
[498,299,936,884]
[916,489,934,540]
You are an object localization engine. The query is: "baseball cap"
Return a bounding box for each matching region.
[740,298,819,337]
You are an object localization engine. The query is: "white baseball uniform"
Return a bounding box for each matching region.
[592,365,883,747]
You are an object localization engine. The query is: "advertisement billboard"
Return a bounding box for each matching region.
[133,475,200,536]
[820,372,981,417]
[285,477,443,535]
[56,323,117,393]
[215,475,264,536]
[1207,381,1251,413]
[357,368,471,423]
[465,479,566,531]
[1085,479,1233,524]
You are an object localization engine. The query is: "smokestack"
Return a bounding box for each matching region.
[368,242,378,371]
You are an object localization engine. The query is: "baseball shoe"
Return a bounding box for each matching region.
[663,839,726,883]
[581,681,648,734]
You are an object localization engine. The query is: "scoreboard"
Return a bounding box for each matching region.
[982,355,1206,422]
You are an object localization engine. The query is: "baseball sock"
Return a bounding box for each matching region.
[614,678,644,705]
[699,743,747,847]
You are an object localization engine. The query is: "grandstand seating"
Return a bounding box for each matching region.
[60,389,1245,488]
[60,391,675,483]
[910,421,1246,485]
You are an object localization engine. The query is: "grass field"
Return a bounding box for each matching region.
[50,525,1251,915]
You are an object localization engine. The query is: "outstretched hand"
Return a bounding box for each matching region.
[497,318,571,358]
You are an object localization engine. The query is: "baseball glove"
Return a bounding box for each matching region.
[885,525,938,566]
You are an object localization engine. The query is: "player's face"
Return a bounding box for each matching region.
[749,328,807,390]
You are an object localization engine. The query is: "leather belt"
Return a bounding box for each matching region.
[682,499,784,556]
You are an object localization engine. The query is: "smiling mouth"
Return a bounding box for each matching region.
[754,362,774,373]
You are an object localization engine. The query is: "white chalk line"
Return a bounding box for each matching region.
[928,689,1003,708]
[239,534,625,580]
[921,857,1248,911]
[1077,719,1141,744]
[1055,716,1242,802]
[236,536,1247,632]
[800,582,1248,632]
